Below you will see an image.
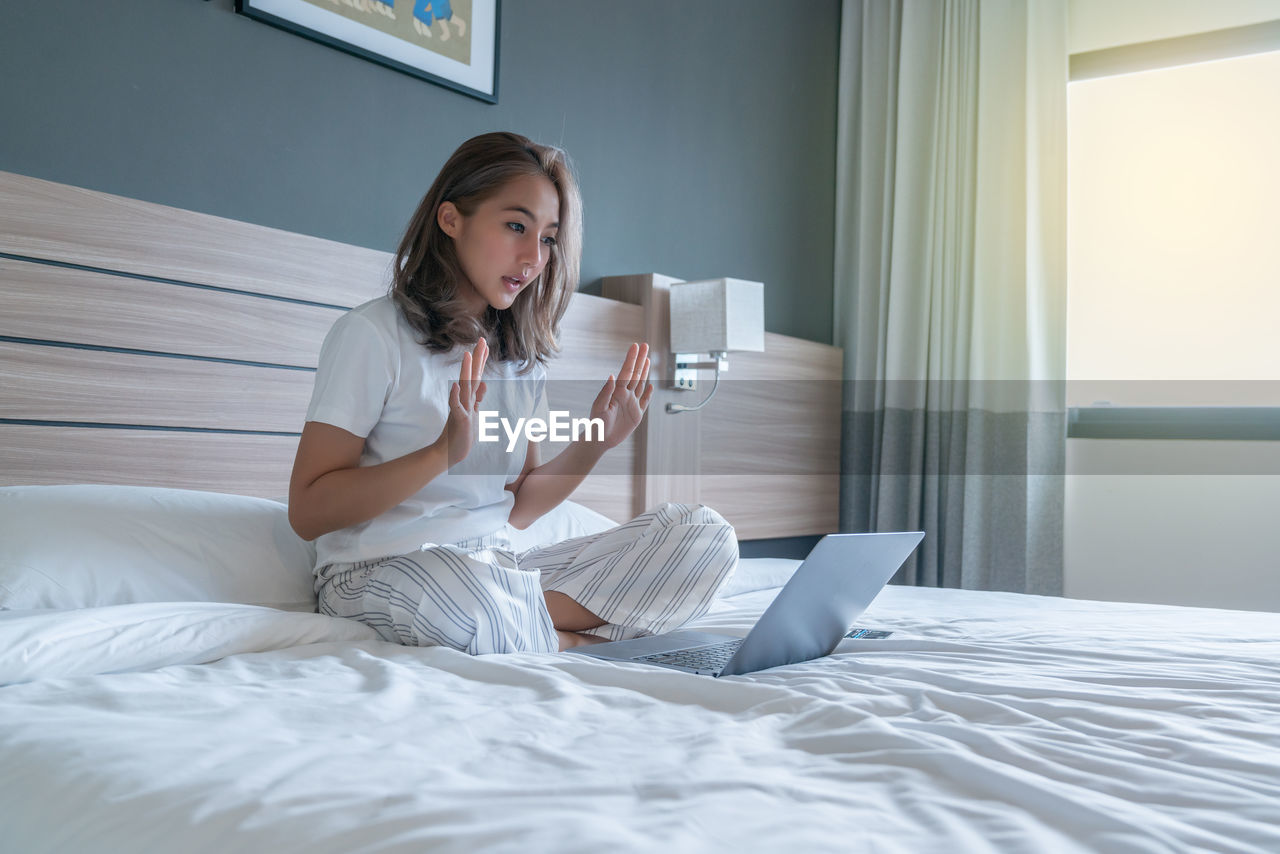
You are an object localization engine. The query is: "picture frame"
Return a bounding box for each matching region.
[236,0,500,104]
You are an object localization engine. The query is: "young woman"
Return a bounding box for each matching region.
[288,132,737,654]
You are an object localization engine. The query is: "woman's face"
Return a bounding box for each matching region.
[438,173,561,316]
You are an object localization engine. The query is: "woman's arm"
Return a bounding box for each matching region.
[287,422,450,541]
[507,343,651,529]
[288,340,490,541]
[505,437,606,530]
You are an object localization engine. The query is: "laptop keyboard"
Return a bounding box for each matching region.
[638,638,744,671]
[636,629,893,672]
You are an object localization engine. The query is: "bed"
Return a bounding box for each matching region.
[3,172,1279,853]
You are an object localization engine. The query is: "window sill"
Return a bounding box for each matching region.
[1067,407,1280,441]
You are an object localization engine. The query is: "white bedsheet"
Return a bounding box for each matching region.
[1,565,1278,853]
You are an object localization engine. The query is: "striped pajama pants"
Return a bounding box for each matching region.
[316,503,739,655]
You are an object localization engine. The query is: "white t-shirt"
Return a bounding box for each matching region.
[305,296,547,568]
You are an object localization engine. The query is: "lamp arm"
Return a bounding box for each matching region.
[666,364,721,414]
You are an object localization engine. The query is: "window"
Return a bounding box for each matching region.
[1066,41,1280,439]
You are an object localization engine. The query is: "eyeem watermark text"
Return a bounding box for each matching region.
[478,410,604,452]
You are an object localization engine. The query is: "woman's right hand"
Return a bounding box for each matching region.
[439,337,489,467]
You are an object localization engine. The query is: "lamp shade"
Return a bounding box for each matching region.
[669,278,765,353]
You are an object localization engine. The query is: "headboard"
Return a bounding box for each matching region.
[0,170,839,539]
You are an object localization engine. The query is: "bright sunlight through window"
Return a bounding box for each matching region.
[1067,50,1280,407]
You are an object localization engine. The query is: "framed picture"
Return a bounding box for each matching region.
[236,0,500,103]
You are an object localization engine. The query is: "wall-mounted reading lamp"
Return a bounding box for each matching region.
[667,277,765,413]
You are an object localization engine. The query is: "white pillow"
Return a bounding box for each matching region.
[504,500,619,552]
[0,485,318,612]
[717,557,802,597]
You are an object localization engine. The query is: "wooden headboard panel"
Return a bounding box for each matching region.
[0,170,839,538]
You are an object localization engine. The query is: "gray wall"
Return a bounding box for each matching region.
[0,0,839,345]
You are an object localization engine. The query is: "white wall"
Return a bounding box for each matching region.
[1065,453,1280,613]
[1063,0,1280,613]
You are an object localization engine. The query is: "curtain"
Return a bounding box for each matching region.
[835,0,1068,593]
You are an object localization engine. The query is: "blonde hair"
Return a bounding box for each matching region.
[390,132,583,372]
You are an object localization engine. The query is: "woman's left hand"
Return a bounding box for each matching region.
[589,343,653,450]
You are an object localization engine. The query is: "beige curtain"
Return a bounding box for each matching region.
[835,0,1068,593]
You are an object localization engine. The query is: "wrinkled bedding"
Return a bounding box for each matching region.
[2,564,1278,854]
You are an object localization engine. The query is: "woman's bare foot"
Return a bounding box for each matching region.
[556,630,611,651]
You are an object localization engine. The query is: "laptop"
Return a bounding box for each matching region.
[566,531,924,677]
